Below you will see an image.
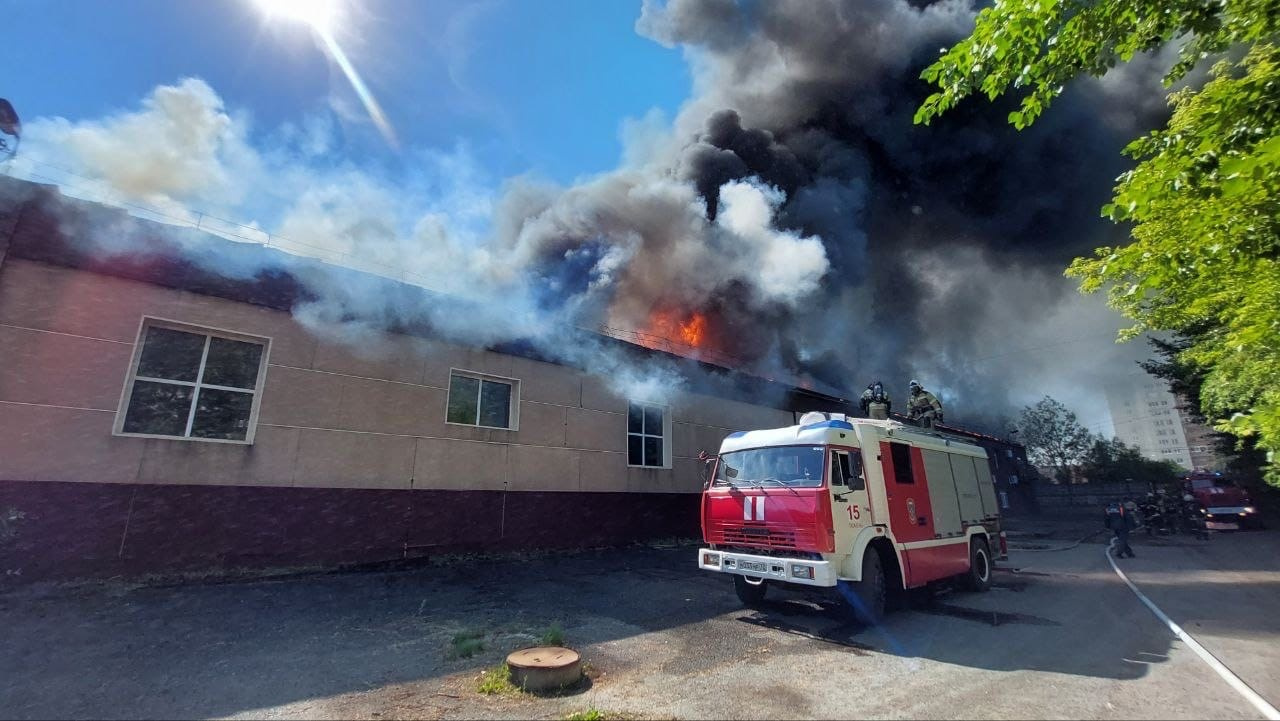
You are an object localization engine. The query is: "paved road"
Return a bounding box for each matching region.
[1,531,1276,720]
[1119,529,1280,712]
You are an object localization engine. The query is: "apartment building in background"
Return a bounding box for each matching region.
[1105,374,1226,471]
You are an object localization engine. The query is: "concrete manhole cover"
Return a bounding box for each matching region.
[506,646,582,691]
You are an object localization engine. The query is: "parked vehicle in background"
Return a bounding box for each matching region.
[696,412,1005,624]
[1184,471,1260,530]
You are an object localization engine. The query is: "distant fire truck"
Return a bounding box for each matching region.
[697,412,1006,623]
[1184,471,1259,530]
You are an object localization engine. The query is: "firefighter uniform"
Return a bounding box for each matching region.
[860,382,891,420]
[907,381,943,428]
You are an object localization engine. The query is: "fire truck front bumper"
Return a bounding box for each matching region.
[697,548,838,587]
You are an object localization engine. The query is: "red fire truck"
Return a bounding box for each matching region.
[1184,471,1260,530]
[697,412,1006,623]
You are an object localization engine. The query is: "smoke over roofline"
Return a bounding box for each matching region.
[0,176,853,412]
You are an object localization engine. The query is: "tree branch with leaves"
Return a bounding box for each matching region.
[917,0,1280,486]
[1018,396,1095,482]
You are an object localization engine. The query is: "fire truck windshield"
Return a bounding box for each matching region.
[715,445,825,489]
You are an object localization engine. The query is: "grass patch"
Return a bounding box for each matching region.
[449,630,486,659]
[539,622,565,647]
[564,711,639,721]
[476,662,520,695]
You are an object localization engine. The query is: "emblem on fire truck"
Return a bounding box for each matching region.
[743,496,766,521]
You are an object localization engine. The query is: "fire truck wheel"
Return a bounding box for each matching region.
[841,552,886,625]
[966,538,993,592]
[733,574,768,608]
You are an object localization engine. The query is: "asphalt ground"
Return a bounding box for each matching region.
[2,529,1277,720]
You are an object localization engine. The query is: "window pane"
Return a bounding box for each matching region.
[643,405,663,435]
[190,388,254,440]
[123,381,194,436]
[136,327,205,381]
[891,443,914,484]
[628,434,643,466]
[627,403,643,433]
[202,337,263,389]
[447,374,480,424]
[479,380,512,428]
[644,436,662,467]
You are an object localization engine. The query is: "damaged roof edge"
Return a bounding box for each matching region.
[0,176,854,412]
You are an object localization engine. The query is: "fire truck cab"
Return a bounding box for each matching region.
[697,412,1005,623]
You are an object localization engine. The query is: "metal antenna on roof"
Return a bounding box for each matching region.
[0,99,20,161]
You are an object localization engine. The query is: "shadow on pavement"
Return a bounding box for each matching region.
[0,543,1178,720]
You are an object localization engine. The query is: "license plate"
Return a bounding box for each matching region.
[738,560,768,573]
[1206,522,1238,530]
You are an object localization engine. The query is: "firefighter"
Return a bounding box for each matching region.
[1105,501,1137,558]
[860,380,891,420]
[906,380,943,428]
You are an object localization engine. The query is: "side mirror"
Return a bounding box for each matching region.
[697,450,717,489]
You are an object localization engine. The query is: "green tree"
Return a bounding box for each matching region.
[1081,436,1184,488]
[916,2,1280,486]
[1018,396,1094,482]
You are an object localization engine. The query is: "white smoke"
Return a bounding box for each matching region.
[10,77,833,403]
[20,79,259,216]
[714,179,828,305]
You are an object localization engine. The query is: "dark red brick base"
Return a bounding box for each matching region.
[0,481,700,584]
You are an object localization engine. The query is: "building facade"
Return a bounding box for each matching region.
[1106,375,1194,469]
[1105,374,1228,471]
[0,180,859,583]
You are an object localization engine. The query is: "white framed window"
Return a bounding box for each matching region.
[627,400,671,468]
[115,318,271,443]
[446,369,519,430]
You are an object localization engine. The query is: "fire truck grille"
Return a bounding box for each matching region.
[710,522,814,550]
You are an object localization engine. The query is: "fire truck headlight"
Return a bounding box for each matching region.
[702,552,720,567]
[1244,506,1256,514]
[790,565,815,580]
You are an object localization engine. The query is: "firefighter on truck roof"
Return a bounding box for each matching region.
[860,380,891,420]
[907,380,943,428]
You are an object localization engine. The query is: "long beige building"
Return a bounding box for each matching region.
[0,179,842,582]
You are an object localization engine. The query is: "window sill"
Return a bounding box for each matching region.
[627,464,673,470]
[113,431,255,445]
[444,421,518,432]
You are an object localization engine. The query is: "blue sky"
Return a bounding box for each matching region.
[3,0,690,184]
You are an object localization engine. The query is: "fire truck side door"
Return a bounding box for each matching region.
[831,449,871,551]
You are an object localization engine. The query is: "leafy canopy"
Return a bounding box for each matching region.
[1017,396,1095,478]
[916,1,1280,486]
[1082,436,1185,487]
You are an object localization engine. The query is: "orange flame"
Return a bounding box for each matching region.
[679,313,706,347]
[640,308,708,351]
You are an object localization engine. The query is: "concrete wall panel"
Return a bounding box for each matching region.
[566,407,626,453]
[422,345,516,386]
[578,450,628,492]
[413,437,508,491]
[311,333,427,386]
[0,403,143,483]
[257,366,343,428]
[0,324,133,410]
[335,375,444,437]
[0,259,173,342]
[136,426,300,486]
[508,444,580,492]
[516,401,568,448]
[293,429,415,490]
[581,376,626,414]
[510,356,581,406]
